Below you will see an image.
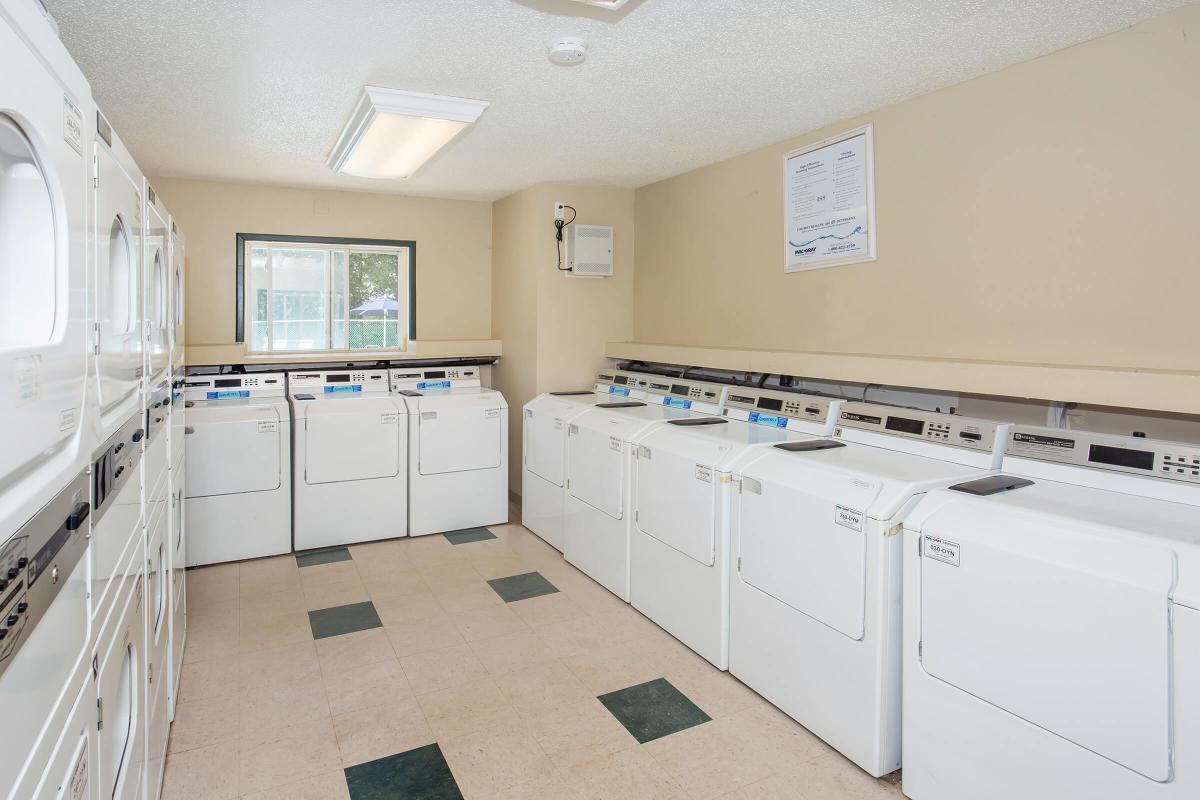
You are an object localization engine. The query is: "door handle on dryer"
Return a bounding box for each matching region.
[184,427,195,435]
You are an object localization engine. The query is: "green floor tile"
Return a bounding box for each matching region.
[444,527,497,545]
[296,547,352,567]
[487,571,559,603]
[598,677,712,743]
[309,601,382,640]
[345,743,463,800]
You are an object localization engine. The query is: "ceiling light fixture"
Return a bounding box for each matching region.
[327,86,489,180]
[548,37,588,66]
[564,0,632,9]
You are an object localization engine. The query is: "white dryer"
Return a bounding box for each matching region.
[391,366,508,536]
[629,387,843,669]
[0,0,91,556]
[522,370,652,551]
[143,183,170,387]
[292,369,407,549]
[168,219,185,373]
[185,373,292,565]
[728,403,1008,777]
[563,377,726,601]
[902,427,1200,800]
[166,221,186,719]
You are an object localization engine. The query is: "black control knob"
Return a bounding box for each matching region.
[16,602,27,614]
[6,615,16,626]
[16,557,27,568]
[0,579,8,591]
[0,629,8,640]
[132,429,145,442]
[5,568,16,579]
[115,466,124,478]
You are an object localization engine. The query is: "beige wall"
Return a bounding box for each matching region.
[492,183,636,493]
[153,178,493,363]
[633,7,1200,383]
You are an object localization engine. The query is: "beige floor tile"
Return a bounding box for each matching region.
[356,558,424,588]
[561,641,668,696]
[332,696,434,767]
[399,642,491,694]
[348,537,410,563]
[372,591,445,626]
[160,740,239,800]
[239,677,332,748]
[304,578,370,611]
[433,583,506,615]
[416,680,520,739]
[451,604,530,642]
[643,712,778,799]
[536,615,624,659]
[509,592,587,628]
[323,656,412,716]
[182,618,239,664]
[185,563,239,606]
[239,556,301,597]
[413,556,479,581]
[238,640,321,688]
[237,588,307,626]
[779,751,905,799]
[523,698,639,770]
[316,627,396,673]
[185,597,239,627]
[470,555,534,581]
[384,613,466,658]
[561,746,688,800]
[238,609,312,652]
[298,560,361,591]
[477,772,584,800]
[661,662,765,719]
[439,718,556,798]
[176,656,239,704]
[468,629,557,675]
[237,717,343,796]
[167,694,238,754]
[239,769,351,800]
[493,660,594,716]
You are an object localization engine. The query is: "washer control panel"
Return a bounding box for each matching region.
[389,367,482,392]
[640,377,726,412]
[724,388,839,431]
[184,372,287,400]
[291,369,391,395]
[593,370,650,398]
[1008,426,1200,484]
[836,402,1001,452]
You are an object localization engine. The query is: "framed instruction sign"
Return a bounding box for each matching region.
[784,123,876,272]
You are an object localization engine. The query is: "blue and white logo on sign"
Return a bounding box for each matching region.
[749,412,788,428]
[662,397,692,409]
[208,390,250,399]
[608,386,630,397]
[417,380,451,390]
[324,385,363,394]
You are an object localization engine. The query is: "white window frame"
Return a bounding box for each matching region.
[243,239,411,356]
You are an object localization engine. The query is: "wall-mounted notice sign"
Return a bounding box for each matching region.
[784,123,876,272]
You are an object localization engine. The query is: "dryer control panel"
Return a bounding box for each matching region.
[724,388,841,433]
[639,377,726,413]
[836,403,1002,453]
[593,370,650,398]
[389,367,481,392]
[184,372,286,401]
[1008,426,1200,484]
[291,369,390,395]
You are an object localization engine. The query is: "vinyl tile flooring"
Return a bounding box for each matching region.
[164,504,906,799]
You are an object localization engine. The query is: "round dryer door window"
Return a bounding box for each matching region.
[108,216,135,334]
[0,114,56,347]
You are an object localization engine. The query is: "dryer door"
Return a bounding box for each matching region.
[634,428,732,566]
[524,397,574,486]
[184,403,282,497]
[566,421,625,520]
[144,211,169,378]
[304,397,401,484]
[917,500,1175,781]
[417,394,503,476]
[735,453,881,640]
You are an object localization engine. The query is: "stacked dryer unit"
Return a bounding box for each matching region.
[727,402,1008,778]
[522,369,651,551]
[562,376,726,601]
[0,1,96,797]
[165,220,186,717]
[628,387,843,668]
[391,366,509,536]
[290,369,408,550]
[903,428,1200,800]
[185,373,292,565]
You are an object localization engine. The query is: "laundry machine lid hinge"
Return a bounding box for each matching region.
[96,697,103,731]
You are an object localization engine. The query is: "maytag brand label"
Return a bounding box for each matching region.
[834,505,864,532]
[609,436,622,452]
[63,94,83,154]
[695,464,713,483]
[1012,432,1075,450]
[257,421,278,433]
[923,536,961,567]
[380,413,398,425]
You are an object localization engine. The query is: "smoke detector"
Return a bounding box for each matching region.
[548,37,588,66]
[565,0,632,8]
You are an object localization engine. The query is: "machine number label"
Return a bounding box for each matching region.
[59,407,79,431]
[695,464,713,483]
[63,94,84,154]
[609,436,622,452]
[485,409,500,419]
[69,747,88,800]
[554,419,563,430]
[923,536,961,567]
[834,505,864,532]
[380,413,398,425]
[257,421,277,433]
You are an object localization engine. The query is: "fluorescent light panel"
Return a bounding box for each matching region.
[327,87,489,180]
[566,0,632,8]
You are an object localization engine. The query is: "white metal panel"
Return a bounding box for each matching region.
[524,397,576,486]
[918,502,1175,781]
[303,398,401,484]
[567,423,625,520]
[736,454,881,640]
[417,394,503,476]
[184,403,281,496]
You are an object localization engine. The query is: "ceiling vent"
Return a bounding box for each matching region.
[564,0,633,9]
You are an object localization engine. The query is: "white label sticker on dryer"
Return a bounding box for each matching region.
[381,413,398,425]
[923,536,960,567]
[695,464,713,483]
[485,409,500,418]
[834,505,864,532]
[69,746,88,800]
[63,94,83,154]
[59,407,78,431]
[257,421,277,433]
[609,436,622,452]
[554,418,563,431]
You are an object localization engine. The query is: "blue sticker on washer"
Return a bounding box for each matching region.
[207,390,250,399]
[324,385,362,393]
[749,412,788,428]
[608,386,630,396]
[417,380,451,389]
[662,397,693,409]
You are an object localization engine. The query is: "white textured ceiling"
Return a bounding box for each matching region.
[48,0,1188,201]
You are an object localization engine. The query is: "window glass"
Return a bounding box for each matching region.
[269,248,327,351]
[349,251,400,349]
[331,250,348,350]
[248,247,269,352]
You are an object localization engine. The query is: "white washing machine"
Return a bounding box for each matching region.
[728,403,1008,778]
[185,373,292,565]
[143,495,170,800]
[391,366,508,537]
[165,221,186,719]
[0,467,91,800]
[292,369,407,549]
[522,370,652,551]
[563,377,726,601]
[0,0,92,560]
[629,387,844,669]
[902,427,1200,800]
[93,109,144,446]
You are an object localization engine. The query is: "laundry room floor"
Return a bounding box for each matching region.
[163,510,905,800]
